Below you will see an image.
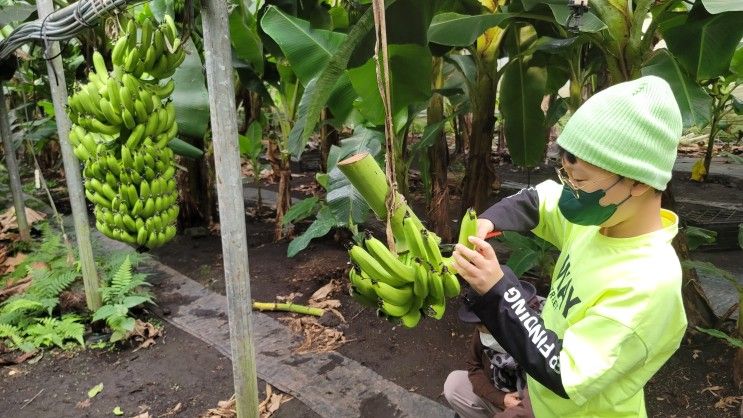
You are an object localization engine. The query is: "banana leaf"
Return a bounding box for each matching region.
[346,44,433,127]
[641,49,712,129]
[662,9,743,81]
[229,1,264,75]
[261,6,346,86]
[499,28,547,168]
[427,12,512,47]
[0,1,36,27]
[287,6,377,159]
[171,38,210,139]
[701,0,743,14]
[287,206,338,257]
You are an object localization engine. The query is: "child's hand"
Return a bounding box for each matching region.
[476,218,494,239]
[452,236,504,295]
[504,392,522,408]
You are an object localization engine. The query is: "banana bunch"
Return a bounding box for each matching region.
[347,209,479,328]
[66,14,184,249]
[110,15,185,80]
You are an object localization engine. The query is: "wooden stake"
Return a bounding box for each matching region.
[0,80,30,241]
[36,0,101,311]
[200,0,260,416]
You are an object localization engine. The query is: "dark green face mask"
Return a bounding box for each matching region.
[558,178,631,226]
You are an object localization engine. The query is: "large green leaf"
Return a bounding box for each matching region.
[701,0,743,14]
[148,0,174,22]
[229,4,264,74]
[731,45,743,76]
[287,206,338,257]
[546,4,607,33]
[326,126,384,171]
[260,6,346,86]
[171,39,210,139]
[641,49,712,129]
[288,6,377,159]
[326,167,371,226]
[427,12,512,46]
[0,2,36,27]
[663,10,743,81]
[499,58,547,168]
[347,44,433,126]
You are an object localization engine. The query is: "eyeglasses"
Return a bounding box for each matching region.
[555,166,619,198]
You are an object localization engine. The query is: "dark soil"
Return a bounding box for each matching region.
[0,325,234,417]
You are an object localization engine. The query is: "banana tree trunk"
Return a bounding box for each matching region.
[461,59,497,214]
[661,183,715,327]
[427,57,452,242]
[177,137,217,228]
[267,140,291,241]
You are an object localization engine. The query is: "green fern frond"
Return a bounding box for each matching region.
[101,256,133,304]
[27,268,80,299]
[0,323,24,347]
[59,315,85,346]
[0,297,45,315]
[26,317,63,348]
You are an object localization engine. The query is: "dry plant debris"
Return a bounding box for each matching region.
[131,320,161,351]
[279,316,345,354]
[0,207,46,235]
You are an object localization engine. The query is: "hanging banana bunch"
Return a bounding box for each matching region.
[346,208,479,328]
[66,15,185,248]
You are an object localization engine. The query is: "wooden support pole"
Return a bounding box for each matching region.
[36,0,101,311]
[0,80,31,241]
[200,0,260,416]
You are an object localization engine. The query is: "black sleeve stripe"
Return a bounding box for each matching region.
[466,267,569,399]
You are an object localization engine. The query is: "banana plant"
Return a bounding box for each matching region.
[643,0,743,180]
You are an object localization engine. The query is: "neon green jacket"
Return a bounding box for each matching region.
[469,180,687,417]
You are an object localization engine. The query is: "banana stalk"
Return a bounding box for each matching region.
[337,152,426,249]
[252,302,324,317]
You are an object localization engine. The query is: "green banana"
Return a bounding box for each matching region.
[402,216,427,261]
[425,301,446,320]
[363,234,415,286]
[413,259,430,299]
[429,269,445,302]
[141,18,153,50]
[379,300,411,318]
[458,208,478,250]
[441,267,461,298]
[121,108,136,130]
[373,281,413,307]
[125,124,145,149]
[139,180,151,201]
[134,99,148,123]
[92,51,108,81]
[400,307,422,328]
[349,245,395,285]
[111,36,128,66]
[421,229,443,272]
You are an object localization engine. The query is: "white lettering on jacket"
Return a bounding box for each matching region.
[505,285,560,374]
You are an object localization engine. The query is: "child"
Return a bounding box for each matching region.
[444,281,543,418]
[452,76,687,417]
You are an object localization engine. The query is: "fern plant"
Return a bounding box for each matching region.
[93,256,153,342]
[24,315,85,348]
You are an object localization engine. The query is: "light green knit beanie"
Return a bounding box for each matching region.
[556,75,682,191]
